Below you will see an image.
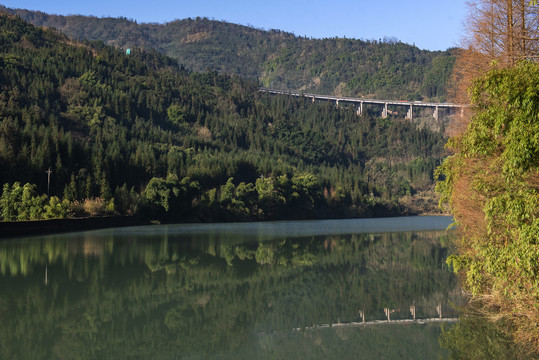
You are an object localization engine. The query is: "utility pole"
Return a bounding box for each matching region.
[46,168,52,197]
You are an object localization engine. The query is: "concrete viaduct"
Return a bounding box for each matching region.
[259,88,466,121]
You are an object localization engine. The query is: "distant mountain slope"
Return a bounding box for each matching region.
[1,6,455,101]
[0,13,448,220]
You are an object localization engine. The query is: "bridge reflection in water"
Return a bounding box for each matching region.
[269,303,458,334]
[297,317,458,332]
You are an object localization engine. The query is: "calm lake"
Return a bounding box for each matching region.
[0,216,461,359]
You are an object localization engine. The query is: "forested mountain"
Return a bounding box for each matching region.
[0,14,448,222]
[1,6,455,101]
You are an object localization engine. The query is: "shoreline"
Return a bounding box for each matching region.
[0,216,151,240]
[0,212,451,240]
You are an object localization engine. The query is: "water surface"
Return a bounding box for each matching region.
[0,216,459,359]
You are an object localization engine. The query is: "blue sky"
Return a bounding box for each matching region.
[1,0,468,51]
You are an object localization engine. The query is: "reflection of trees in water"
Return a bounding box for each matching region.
[258,323,449,360]
[0,229,460,358]
[0,235,114,277]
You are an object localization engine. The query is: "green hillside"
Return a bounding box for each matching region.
[0,14,448,222]
[1,6,455,101]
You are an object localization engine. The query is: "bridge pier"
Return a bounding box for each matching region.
[335,100,339,108]
[384,308,396,322]
[382,103,388,118]
[436,304,442,319]
[356,102,363,116]
[358,309,365,323]
[410,305,416,320]
[406,105,413,121]
[433,106,439,120]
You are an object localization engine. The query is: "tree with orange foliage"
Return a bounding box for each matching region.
[438,1,539,355]
[450,0,539,106]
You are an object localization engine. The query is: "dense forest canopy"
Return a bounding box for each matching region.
[0,13,450,221]
[1,6,456,101]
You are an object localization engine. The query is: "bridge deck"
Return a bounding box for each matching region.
[260,88,465,109]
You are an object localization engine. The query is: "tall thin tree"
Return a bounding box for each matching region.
[450,0,539,106]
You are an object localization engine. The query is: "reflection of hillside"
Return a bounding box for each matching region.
[0,228,459,359]
[0,235,114,276]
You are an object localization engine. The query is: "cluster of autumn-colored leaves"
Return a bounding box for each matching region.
[451,0,539,105]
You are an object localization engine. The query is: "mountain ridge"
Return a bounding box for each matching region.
[0,6,456,101]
